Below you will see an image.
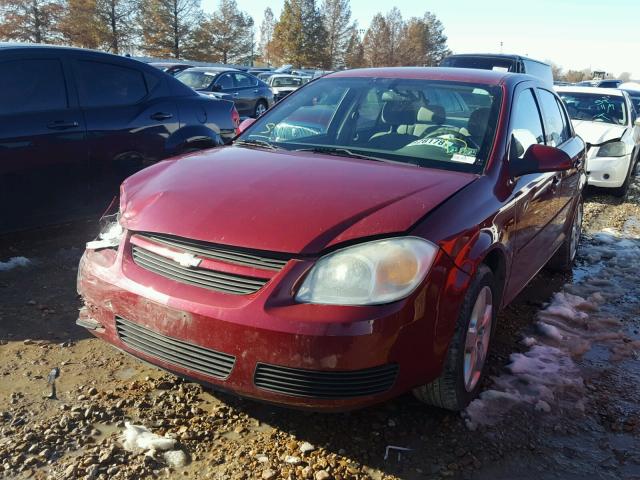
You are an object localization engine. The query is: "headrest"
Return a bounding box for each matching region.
[381,100,420,125]
[468,107,491,137]
[417,105,446,124]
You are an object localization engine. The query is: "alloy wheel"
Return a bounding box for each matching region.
[463,285,494,392]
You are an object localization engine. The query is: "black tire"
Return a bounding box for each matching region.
[413,264,497,410]
[254,100,268,118]
[547,197,583,272]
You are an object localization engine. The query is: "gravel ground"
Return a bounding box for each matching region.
[1,172,639,480]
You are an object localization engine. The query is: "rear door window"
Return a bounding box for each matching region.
[216,73,235,90]
[0,59,68,115]
[537,89,570,147]
[510,88,545,161]
[77,61,147,108]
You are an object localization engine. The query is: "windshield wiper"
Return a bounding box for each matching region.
[235,139,280,150]
[295,146,414,166]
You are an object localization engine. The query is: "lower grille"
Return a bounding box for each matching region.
[115,316,235,380]
[254,363,398,399]
[131,245,268,295]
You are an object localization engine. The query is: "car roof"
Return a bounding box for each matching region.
[555,86,625,96]
[182,67,239,74]
[327,67,522,86]
[445,53,549,65]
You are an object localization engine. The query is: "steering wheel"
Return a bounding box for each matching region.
[425,126,481,150]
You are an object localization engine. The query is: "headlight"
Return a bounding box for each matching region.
[597,141,626,157]
[86,214,125,250]
[295,237,438,306]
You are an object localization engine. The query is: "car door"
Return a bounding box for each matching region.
[505,84,562,298]
[214,73,243,113]
[72,56,179,176]
[536,88,584,237]
[0,55,88,229]
[232,73,258,116]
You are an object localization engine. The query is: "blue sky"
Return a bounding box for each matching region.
[202,0,639,77]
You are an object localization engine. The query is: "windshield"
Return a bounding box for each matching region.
[271,77,305,88]
[442,56,516,73]
[624,91,640,113]
[175,71,218,90]
[237,77,502,173]
[558,92,628,126]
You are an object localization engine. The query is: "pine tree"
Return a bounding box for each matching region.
[320,0,350,69]
[271,0,304,67]
[421,11,450,66]
[343,24,364,69]
[300,0,328,67]
[362,13,390,67]
[138,0,201,58]
[0,0,64,43]
[192,0,253,64]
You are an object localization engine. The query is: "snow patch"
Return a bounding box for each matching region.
[0,256,31,272]
[464,229,640,429]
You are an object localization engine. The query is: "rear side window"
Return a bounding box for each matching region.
[77,61,147,107]
[234,73,257,88]
[0,59,68,115]
[216,73,235,90]
[537,89,570,146]
[510,88,544,161]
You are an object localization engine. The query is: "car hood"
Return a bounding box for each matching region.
[572,120,627,145]
[120,147,477,254]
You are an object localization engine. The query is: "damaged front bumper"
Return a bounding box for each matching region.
[76,237,460,411]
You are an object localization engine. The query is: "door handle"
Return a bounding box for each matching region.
[47,120,79,130]
[150,112,173,121]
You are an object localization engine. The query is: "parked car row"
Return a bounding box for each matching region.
[174,67,274,117]
[0,44,240,231]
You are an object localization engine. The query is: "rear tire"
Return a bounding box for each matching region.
[413,265,497,410]
[547,197,583,272]
[254,100,268,118]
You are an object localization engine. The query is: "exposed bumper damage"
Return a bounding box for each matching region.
[76,232,466,411]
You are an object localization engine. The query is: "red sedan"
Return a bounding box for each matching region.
[77,68,585,411]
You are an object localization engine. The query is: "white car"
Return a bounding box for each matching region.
[556,86,640,196]
[266,74,309,102]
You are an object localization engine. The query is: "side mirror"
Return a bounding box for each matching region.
[510,144,573,177]
[238,118,256,134]
[211,84,222,92]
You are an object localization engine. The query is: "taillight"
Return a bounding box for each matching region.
[231,107,240,135]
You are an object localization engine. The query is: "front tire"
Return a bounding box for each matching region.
[413,265,497,410]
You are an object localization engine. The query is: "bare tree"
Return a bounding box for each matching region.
[343,23,364,68]
[0,0,64,43]
[59,0,106,49]
[97,0,138,54]
[258,7,275,65]
[619,72,631,82]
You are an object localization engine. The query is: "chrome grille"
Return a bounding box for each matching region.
[115,316,235,379]
[137,232,289,271]
[254,363,399,398]
[131,245,268,295]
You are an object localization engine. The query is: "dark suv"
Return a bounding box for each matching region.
[0,44,239,231]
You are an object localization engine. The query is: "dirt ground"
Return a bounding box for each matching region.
[1,173,639,480]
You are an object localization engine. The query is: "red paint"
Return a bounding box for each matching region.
[78,68,585,410]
